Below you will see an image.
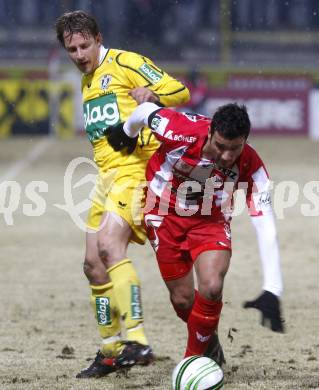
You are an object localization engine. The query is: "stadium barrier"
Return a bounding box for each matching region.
[184,74,314,137]
[0,70,318,140]
[0,80,74,138]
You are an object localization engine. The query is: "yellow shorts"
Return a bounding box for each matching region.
[86,138,158,244]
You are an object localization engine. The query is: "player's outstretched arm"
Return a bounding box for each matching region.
[105,102,160,154]
[243,213,285,333]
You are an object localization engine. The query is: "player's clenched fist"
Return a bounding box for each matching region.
[129,87,159,104]
[104,123,138,154]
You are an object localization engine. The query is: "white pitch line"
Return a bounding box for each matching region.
[0,138,54,182]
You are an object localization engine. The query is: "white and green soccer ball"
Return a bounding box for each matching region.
[172,355,224,390]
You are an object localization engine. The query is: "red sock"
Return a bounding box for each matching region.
[184,293,222,357]
[170,290,198,323]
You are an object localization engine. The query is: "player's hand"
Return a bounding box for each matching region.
[104,123,138,154]
[243,290,285,333]
[129,87,159,104]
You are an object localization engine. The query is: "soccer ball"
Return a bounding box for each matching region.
[172,355,224,390]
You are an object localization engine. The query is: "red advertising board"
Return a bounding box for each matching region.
[202,76,311,136]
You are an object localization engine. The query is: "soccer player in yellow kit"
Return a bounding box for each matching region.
[55,10,190,378]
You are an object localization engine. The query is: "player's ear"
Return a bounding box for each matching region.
[96,32,103,46]
[208,121,214,142]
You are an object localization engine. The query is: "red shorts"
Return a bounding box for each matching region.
[144,213,231,281]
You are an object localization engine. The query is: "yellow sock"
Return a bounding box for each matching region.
[108,259,148,345]
[90,282,122,357]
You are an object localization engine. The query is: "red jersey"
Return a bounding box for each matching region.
[145,108,272,221]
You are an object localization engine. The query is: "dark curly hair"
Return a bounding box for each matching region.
[210,103,251,139]
[55,10,100,47]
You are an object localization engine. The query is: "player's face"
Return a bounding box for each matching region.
[63,32,101,74]
[206,131,246,169]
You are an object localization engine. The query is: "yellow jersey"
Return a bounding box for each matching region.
[81,47,190,171]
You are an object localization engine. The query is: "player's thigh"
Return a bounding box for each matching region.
[87,169,146,245]
[144,213,192,281]
[98,211,131,259]
[85,202,107,267]
[86,229,99,260]
[104,168,147,245]
[86,199,104,231]
[188,220,231,261]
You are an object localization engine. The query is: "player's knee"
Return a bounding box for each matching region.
[83,256,106,283]
[170,291,194,311]
[200,278,224,301]
[98,239,126,263]
[83,259,93,278]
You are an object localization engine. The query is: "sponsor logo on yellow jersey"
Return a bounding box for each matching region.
[83,93,120,141]
[139,63,162,84]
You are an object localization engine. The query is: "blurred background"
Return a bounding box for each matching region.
[0,0,319,139]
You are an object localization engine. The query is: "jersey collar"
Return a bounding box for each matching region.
[99,45,108,66]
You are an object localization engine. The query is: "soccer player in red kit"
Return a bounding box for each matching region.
[105,102,284,365]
